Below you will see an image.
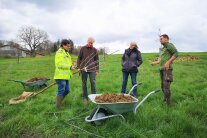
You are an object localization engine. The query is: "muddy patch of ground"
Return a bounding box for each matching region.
[151,56,199,63]
[21,130,43,138]
[174,56,199,62]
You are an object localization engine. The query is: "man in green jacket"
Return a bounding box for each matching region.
[151,34,178,105]
[54,39,73,109]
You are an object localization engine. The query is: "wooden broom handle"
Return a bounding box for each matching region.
[32,82,56,97]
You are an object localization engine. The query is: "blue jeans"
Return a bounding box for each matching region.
[121,72,138,97]
[56,80,70,96]
[81,71,96,99]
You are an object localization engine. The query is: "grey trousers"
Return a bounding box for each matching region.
[160,69,173,103]
[81,71,96,99]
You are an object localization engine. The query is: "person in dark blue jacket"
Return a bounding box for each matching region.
[121,42,142,97]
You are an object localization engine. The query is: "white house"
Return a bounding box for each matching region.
[0,45,28,58]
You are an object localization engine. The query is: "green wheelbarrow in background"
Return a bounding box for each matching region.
[85,84,160,125]
[8,77,50,92]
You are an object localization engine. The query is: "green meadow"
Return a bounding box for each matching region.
[0,52,206,138]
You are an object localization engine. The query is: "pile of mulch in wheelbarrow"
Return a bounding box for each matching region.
[26,77,48,82]
[95,93,135,103]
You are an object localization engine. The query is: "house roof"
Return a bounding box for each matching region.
[0,44,45,56]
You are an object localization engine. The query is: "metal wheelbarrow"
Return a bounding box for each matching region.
[85,84,160,125]
[8,77,50,91]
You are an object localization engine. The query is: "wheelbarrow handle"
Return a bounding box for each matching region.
[8,79,24,83]
[128,83,142,95]
[154,89,160,93]
[31,82,56,97]
[134,89,160,114]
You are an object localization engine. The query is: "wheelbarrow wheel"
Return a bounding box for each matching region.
[89,108,108,125]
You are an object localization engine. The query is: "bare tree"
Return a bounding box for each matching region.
[42,40,54,55]
[53,39,60,52]
[0,40,3,47]
[73,45,82,55]
[17,26,48,57]
[0,40,7,47]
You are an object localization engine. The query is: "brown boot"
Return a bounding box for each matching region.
[56,96,64,110]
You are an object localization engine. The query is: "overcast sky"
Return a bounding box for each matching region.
[0,0,207,53]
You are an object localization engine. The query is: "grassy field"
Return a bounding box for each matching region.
[0,52,206,138]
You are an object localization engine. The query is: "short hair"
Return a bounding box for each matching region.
[160,34,169,40]
[60,39,71,47]
[130,41,138,49]
[87,37,95,43]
